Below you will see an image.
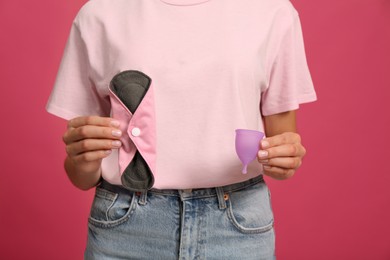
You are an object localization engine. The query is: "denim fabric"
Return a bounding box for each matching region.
[85,175,276,259]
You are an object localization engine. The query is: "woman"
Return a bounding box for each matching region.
[47,0,317,258]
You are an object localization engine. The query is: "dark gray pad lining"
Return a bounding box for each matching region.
[110,70,154,192]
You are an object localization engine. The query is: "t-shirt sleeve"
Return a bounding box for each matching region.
[261,14,317,116]
[46,21,110,120]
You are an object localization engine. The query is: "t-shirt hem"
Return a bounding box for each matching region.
[298,92,317,104]
[262,92,317,116]
[46,104,82,121]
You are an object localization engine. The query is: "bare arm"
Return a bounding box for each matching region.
[64,156,103,191]
[257,110,306,180]
[263,110,297,136]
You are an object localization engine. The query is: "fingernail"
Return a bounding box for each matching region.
[112,130,122,137]
[104,150,112,155]
[263,165,271,170]
[110,120,120,127]
[258,150,268,158]
[112,141,121,147]
[261,140,270,149]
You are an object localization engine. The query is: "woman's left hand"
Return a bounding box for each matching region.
[257,132,306,180]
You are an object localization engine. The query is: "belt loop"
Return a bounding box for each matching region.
[216,187,227,209]
[137,190,148,206]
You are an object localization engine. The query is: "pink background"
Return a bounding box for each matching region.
[1,0,389,259]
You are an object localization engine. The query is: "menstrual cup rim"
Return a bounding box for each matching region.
[235,129,264,135]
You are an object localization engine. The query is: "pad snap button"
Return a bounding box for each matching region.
[131,127,141,137]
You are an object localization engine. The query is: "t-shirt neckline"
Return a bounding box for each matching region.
[159,0,211,6]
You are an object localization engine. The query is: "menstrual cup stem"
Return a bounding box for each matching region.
[235,129,265,175]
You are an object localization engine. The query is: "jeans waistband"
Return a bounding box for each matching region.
[98,175,264,200]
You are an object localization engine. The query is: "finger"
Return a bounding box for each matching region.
[68,116,120,129]
[260,132,301,149]
[260,157,302,170]
[63,125,122,144]
[262,166,296,180]
[258,143,304,159]
[71,150,113,163]
[66,139,122,156]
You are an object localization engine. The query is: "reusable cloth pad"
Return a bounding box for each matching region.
[109,70,156,192]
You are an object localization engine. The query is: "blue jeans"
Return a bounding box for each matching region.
[85,175,276,259]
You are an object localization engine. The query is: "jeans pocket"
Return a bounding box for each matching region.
[226,181,274,234]
[88,186,136,229]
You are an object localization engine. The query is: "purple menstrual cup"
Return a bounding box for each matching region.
[235,129,265,174]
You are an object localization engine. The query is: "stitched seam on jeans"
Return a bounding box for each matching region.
[223,177,264,194]
[95,187,117,201]
[227,204,274,234]
[105,193,119,221]
[148,176,264,199]
[88,192,137,228]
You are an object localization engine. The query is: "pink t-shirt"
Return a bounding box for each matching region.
[46,0,317,189]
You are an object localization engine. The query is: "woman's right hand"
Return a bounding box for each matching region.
[62,116,122,187]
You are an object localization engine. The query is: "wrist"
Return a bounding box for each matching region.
[64,156,102,190]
